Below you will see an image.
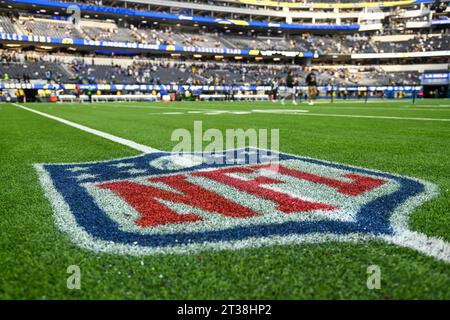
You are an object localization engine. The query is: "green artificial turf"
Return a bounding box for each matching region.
[0,99,449,299]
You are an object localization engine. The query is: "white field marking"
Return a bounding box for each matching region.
[56,99,448,106]
[56,102,229,114]
[293,112,450,122]
[300,106,450,112]
[403,104,450,108]
[12,103,159,153]
[80,101,450,115]
[151,110,308,116]
[145,102,450,111]
[148,112,190,115]
[303,100,409,105]
[149,109,308,116]
[57,101,450,114]
[383,231,450,263]
[311,99,446,105]
[410,106,450,109]
[58,102,219,112]
[60,102,224,112]
[252,109,309,114]
[151,112,228,116]
[15,103,450,262]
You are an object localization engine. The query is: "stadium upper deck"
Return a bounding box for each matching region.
[3,0,449,32]
[0,0,448,61]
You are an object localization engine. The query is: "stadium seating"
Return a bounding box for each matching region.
[375,34,450,53]
[18,17,84,39]
[0,16,17,34]
[0,16,382,53]
[0,61,71,82]
[0,55,424,86]
[2,13,447,56]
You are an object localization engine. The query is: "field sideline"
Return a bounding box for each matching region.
[1,99,449,299]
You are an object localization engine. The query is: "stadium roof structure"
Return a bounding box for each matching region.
[228,0,435,9]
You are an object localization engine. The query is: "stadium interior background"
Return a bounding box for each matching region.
[0,0,449,102]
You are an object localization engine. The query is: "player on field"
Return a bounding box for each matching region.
[272,77,282,102]
[280,69,298,105]
[306,70,318,105]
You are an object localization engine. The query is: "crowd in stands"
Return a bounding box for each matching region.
[0,48,423,86]
[0,50,67,83]
[377,33,450,53]
[18,16,83,38]
[2,14,448,56]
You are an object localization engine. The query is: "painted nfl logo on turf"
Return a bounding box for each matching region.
[35,148,449,261]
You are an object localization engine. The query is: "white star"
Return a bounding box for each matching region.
[211,153,225,158]
[244,150,259,156]
[122,168,148,175]
[67,166,90,172]
[203,153,224,161]
[111,162,135,168]
[76,173,98,181]
[260,155,279,162]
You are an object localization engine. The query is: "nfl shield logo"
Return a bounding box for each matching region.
[35,148,442,257]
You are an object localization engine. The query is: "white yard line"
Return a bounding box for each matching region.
[61,101,450,113]
[12,103,159,153]
[307,106,450,111]
[62,102,222,112]
[297,112,450,122]
[403,106,450,110]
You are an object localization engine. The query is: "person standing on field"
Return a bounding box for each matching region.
[306,70,318,105]
[280,69,298,105]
